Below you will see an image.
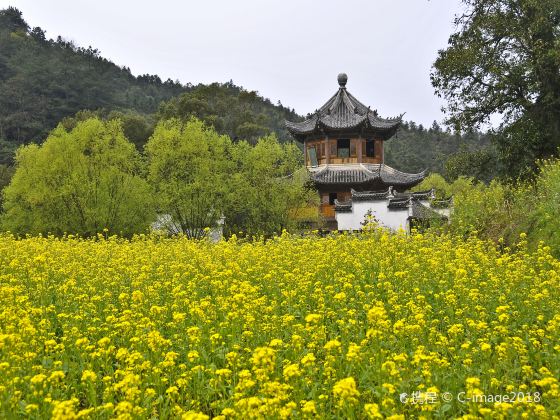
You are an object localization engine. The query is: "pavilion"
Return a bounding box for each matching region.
[286,73,445,231]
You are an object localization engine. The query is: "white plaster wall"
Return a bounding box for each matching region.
[336,200,408,231]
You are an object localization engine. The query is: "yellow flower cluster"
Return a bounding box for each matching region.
[0,230,559,418]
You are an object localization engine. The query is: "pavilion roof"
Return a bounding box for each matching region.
[285,73,402,141]
[308,163,426,188]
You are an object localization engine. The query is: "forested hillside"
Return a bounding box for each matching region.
[0,6,491,180]
[0,7,302,162]
[0,8,186,162]
[385,121,495,180]
[157,83,301,145]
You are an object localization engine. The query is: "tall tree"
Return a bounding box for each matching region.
[2,118,154,236]
[224,135,317,237]
[431,0,560,178]
[145,118,232,239]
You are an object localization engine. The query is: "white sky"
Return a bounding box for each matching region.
[1,0,464,127]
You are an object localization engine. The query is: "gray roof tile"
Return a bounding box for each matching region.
[309,164,426,188]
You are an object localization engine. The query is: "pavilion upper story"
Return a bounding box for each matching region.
[285,73,402,167]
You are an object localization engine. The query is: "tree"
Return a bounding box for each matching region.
[2,118,154,236]
[223,135,318,237]
[0,7,28,33]
[0,163,14,208]
[61,109,154,151]
[431,0,560,178]
[146,118,317,239]
[444,147,499,183]
[145,118,232,239]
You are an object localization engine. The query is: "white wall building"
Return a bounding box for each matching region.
[335,187,451,232]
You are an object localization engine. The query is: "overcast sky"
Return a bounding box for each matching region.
[1,0,464,126]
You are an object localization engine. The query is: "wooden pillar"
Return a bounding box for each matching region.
[325,136,330,164]
[375,140,384,164]
[357,136,363,163]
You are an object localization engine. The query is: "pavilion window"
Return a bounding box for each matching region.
[308,145,318,166]
[329,192,337,205]
[337,139,350,158]
[350,141,356,157]
[365,139,375,157]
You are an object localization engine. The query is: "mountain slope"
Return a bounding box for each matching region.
[0,7,185,161]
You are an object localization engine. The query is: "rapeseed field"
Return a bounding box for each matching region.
[0,231,558,419]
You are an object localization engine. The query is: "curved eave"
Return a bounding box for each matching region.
[351,186,393,201]
[334,198,353,213]
[285,117,401,141]
[309,164,427,188]
[379,165,427,188]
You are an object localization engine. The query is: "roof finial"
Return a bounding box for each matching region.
[337,73,348,87]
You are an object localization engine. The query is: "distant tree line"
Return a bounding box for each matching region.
[0,7,301,161]
[0,7,184,151]
[384,121,497,182]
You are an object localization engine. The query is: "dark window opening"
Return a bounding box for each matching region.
[329,192,337,205]
[337,139,350,157]
[366,139,375,157]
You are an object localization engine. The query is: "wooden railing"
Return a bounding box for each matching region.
[311,156,382,166]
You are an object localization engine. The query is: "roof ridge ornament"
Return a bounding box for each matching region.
[337,73,348,88]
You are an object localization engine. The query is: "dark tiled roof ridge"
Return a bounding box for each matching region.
[351,186,393,201]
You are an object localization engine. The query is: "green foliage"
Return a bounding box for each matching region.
[0,164,14,208]
[444,146,498,183]
[145,118,232,239]
[0,6,28,33]
[2,118,154,236]
[61,110,155,151]
[524,160,560,253]
[413,173,456,198]
[223,135,318,237]
[157,82,301,145]
[384,122,492,175]
[450,181,517,241]
[0,8,184,163]
[432,0,560,178]
[419,172,523,241]
[145,118,316,238]
[421,159,560,256]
